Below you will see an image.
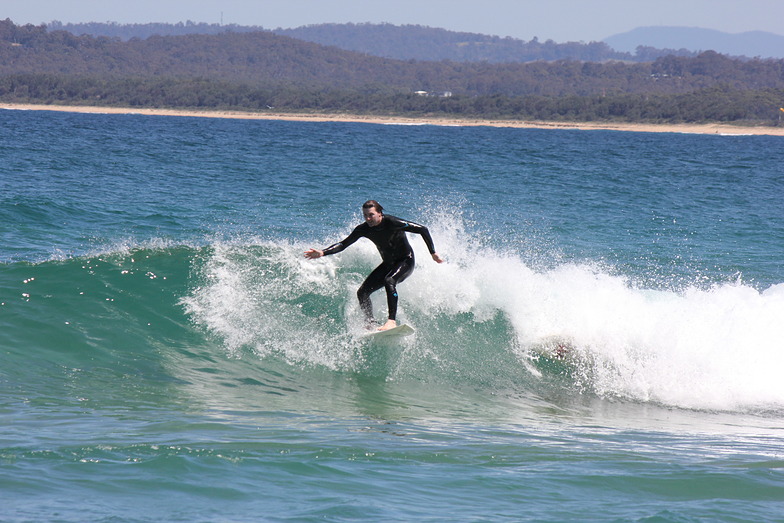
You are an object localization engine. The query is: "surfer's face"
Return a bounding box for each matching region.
[363,207,383,227]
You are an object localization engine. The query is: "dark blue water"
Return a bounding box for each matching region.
[2,108,784,521]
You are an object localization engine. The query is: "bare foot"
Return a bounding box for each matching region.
[377,319,397,331]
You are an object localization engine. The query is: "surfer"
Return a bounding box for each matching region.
[304,200,444,331]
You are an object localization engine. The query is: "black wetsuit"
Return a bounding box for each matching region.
[321,215,437,322]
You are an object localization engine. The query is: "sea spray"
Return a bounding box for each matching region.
[413,212,784,411]
[181,211,784,412]
[183,241,365,370]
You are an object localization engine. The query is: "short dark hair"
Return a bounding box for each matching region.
[362,200,383,213]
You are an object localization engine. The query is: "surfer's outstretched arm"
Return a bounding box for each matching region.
[304,226,364,260]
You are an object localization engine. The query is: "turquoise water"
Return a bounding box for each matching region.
[2,109,784,521]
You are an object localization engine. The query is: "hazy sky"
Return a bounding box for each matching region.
[5,0,784,42]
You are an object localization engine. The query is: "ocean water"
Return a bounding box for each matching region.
[2,109,784,522]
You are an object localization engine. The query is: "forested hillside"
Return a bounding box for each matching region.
[51,20,696,63]
[2,20,783,124]
[274,23,698,63]
[47,20,260,41]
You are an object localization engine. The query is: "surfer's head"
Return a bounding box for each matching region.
[362,200,383,213]
[362,200,384,227]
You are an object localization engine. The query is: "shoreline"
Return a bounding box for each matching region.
[3,102,784,136]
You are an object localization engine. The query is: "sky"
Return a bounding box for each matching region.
[4,0,784,43]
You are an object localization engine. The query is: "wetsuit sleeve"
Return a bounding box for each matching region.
[321,225,364,256]
[396,218,437,255]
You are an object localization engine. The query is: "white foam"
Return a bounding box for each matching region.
[412,212,784,411]
[182,240,363,370]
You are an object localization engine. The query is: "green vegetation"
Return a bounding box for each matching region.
[2,20,783,125]
[2,74,781,124]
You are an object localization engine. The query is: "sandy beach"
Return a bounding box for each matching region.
[3,102,784,136]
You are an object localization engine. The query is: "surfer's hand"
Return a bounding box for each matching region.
[432,253,444,264]
[304,248,324,259]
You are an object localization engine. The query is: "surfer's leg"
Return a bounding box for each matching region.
[383,258,414,322]
[357,264,388,325]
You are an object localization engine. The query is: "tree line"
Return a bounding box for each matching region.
[2,74,781,124]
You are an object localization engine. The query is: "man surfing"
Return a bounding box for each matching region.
[304,200,444,331]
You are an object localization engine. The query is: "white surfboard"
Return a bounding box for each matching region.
[359,324,414,377]
[364,324,415,339]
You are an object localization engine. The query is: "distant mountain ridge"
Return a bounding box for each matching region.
[604,27,784,59]
[273,23,639,63]
[47,21,784,63]
[49,21,696,63]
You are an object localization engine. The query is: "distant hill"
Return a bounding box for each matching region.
[604,27,784,59]
[49,20,696,63]
[48,21,784,63]
[273,23,641,63]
